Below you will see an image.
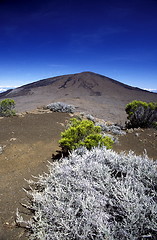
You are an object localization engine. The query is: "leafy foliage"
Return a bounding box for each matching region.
[47,102,75,113]
[17,147,157,240]
[152,121,157,129]
[59,118,114,152]
[0,98,16,117]
[125,100,157,128]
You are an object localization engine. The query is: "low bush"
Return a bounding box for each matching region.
[125,100,157,128]
[17,147,157,239]
[0,98,16,117]
[85,114,95,122]
[152,121,157,129]
[47,102,75,113]
[59,118,114,152]
[95,122,126,135]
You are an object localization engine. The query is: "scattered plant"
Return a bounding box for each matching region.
[17,147,157,240]
[85,114,95,122]
[59,118,114,152]
[125,100,157,128]
[95,122,126,135]
[152,121,157,129]
[0,98,16,117]
[47,102,75,113]
[108,124,126,135]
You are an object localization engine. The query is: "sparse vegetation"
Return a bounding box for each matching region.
[85,114,95,122]
[125,100,157,128]
[0,98,16,117]
[152,121,157,129]
[0,87,156,238]
[59,118,114,153]
[47,102,75,113]
[95,122,126,135]
[17,147,157,240]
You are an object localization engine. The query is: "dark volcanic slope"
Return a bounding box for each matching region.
[1,72,157,123]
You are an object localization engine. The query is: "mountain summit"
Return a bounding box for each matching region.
[0,71,149,98]
[1,72,157,123]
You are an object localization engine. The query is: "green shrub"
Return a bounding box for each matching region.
[0,99,16,117]
[152,121,157,129]
[59,118,114,152]
[125,100,157,128]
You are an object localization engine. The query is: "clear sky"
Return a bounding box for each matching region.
[0,0,157,90]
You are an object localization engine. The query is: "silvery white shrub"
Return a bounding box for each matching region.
[95,122,126,135]
[108,125,126,135]
[85,114,95,122]
[95,122,110,132]
[17,147,157,240]
[47,102,75,113]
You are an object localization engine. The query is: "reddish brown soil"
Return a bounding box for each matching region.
[0,111,156,240]
[0,111,70,240]
[113,128,157,160]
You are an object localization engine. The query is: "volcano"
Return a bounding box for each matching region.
[1,72,157,123]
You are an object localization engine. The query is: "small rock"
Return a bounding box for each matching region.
[135,133,139,137]
[134,128,141,131]
[126,129,134,133]
[0,145,3,154]
[10,138,17,142]
[17,113,25,117]
[4,222,9,226]
[105,121,115,126]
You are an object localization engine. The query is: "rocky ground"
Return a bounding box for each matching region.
[113,127,157,160]
[0,110,156,240]
[0,110,70,240]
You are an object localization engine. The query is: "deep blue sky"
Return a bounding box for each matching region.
[0,0,157,90]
